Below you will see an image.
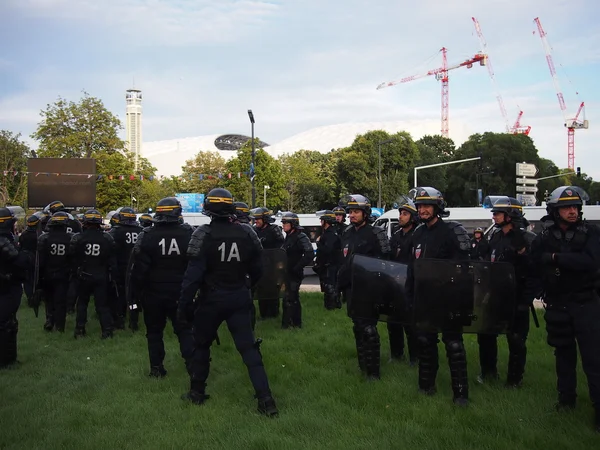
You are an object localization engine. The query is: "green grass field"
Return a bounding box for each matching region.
[1,293,598,450]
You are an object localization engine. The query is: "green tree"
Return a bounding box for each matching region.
[335,130,419,208]
[180,151,227,195]
[279,150,336,212]
[0,130,31,207]
[445,132,544,206]
[411,135,455,192]
[31,91,125,158]
[222,140,286,210]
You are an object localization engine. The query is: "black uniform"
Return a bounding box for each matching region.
[253,223,284,318]
[0,230,30,368]
[387,224,418,363]
[131,222,195,375]
[469,237,489,261]
[17,227,37,302]
[38,228,74,331]
[108,223,142,329]
[281,228,314,328]
[70,228,117,337]
[477,227,536,385]
[532,216,600,415]
[315,225,342,310]
[179,218,274,403]
[408,218,471,402]
[339,223,391,379]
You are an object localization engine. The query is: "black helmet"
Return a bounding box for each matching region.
[250,207,275,223]
[82,209,103,225]
[0,207,16,231]
[474,227,484,234]
[411,187,446,211]
[155,197,182,223]
[109,212,120,226]
[139,214,153,228]
[117,206,137,225]
[45,201,66,215]
[342,194,372,217]
[397,196,419,224]
[316,210,337,225]
[281,212,301,229]
[234,202,250,223]
[491,196,524,219]
[332,206,346,218]
[48,211,70,228]
[546,186,587,210]
[26,215,41,229]
[204,188,235,218]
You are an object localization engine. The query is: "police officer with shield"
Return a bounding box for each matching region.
[131,197,195,377]
[280,212,314,328]
[408,187,471,405]
[339,195,391,380]
[108,207,142,330]
[314,210,342,310]
[178,188,278,416]
[250,207,284,319]
[477,197,536,387]
[532,186,600,432]
[17,215,40,304]
[70,210,117,339]
[37,212,74,332]
[0,207,30,369]
[387,198,419,364]
[41,201,82,234]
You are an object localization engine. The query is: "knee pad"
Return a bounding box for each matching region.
[446,340,465,355]
[363,325,379,339]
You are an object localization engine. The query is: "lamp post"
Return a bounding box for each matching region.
[377,138,394,209]
[263,185,270,207]
[248,109,256,208]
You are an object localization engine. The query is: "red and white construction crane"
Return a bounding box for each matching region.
[472,17,531,135]
[376,47,487,137]
[534,17,589,169]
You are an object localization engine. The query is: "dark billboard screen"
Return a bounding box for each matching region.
[27,158,96,208]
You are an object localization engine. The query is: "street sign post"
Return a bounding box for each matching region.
[517,193,537,206]
[516,185,539,193]
[516,177,539,185]
[516,163,538,177]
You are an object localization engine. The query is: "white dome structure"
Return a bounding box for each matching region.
[144,120,472,176]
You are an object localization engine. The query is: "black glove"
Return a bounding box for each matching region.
[177,302,195,324]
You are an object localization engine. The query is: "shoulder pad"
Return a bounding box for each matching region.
[103,233,115,243]
[299,231,313,250]
[0,236,18,260]
[241,223,261,248]
[522,230,537,245]
[445,220,471,251]
[38,233,49,244]
[187,224,211,258]
[372,224,391,255]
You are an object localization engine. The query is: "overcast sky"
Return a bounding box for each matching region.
[1,0,599,177]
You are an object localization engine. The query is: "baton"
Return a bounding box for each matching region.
[530,303,540,328]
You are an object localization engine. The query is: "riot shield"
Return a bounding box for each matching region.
[412,259,516,333]
[253,248,287,301]
[347,255,408,323]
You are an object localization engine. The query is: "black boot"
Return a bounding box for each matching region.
[257,395,278,417]
[149,365,167,378]
[594,407,600,433]
[363,325,381,380]
[447,340,469,406]
[353,325,366,373]
[182,381,210,405]
[74,326,86,338]
[43,318,54,332]
[418,335,438,395]
[5,319,18,367]
[506,334,527,388]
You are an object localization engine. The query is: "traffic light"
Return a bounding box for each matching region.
[577,167,581,177]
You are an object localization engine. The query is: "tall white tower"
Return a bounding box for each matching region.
[125,89,142,171]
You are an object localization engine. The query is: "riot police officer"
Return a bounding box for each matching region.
[388,199,419,364]
[250,207,284,318]
[178,188,277,416]
[139,214,154,229]
[332,206,348,235]
[314,210,342,310]
[37,212,74,332]
[280,212,314,328]
[17,215,40,304]
[470,227,489,260]
[234,202,251,224]
[131,197,195,377]
[70,210,117,339]
[338,195,391,380]
[532,186,600,432]
[108,207,142,330]
[408,187,471,405]
[41,201,82,233]
[477,197,536,387]
[0,207,30,369]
